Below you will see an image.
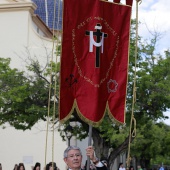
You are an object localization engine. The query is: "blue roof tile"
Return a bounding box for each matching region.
[32,0,62,30]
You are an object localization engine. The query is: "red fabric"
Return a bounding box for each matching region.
[126,0,133,6]
[59,0,132,125]
[114,0,121,3]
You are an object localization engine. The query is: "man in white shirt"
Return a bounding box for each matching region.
[118,163,126,170]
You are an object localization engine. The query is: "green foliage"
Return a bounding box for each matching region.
[123,20,170,167]
[58,120,88,141]
[0,58,58,130]
[98,115,129,148]
[125,20,170,128]
[131,121,170,166]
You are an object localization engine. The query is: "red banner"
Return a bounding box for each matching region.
[59,0,132,125]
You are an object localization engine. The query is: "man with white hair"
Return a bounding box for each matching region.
[63,146,107,170]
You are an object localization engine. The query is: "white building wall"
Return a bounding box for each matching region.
[0,10,29,61]
[27,13,56,69]
[0,122,67,170]
[0,2,54,70]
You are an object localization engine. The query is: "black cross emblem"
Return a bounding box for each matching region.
[65,74,78,87]
[86,23,107,68]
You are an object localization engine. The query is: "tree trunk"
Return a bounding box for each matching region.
[92,127,135,168]
[92,128,110,159]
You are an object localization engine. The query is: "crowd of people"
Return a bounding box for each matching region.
[117,163,167,170]
[0,145,107,170]
[0,146,167,170]
[0,162,59,170]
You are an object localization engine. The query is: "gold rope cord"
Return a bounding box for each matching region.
[126,0,142,168]
[44,0,61,169]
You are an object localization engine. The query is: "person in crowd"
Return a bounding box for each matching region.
[0,163,2,170]
[17,163,25,170]
[137,165,143,170]
[13,164,18,170]
[33,162,41,170]
[118,163,125,170]
[46,162,59,170]
[129,166,134,170]
[158,165,164,170]
[164,166,168,170]
[63,145,107,170]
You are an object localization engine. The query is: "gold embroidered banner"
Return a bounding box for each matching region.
[59,0,133,125]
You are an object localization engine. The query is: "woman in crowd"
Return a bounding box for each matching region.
[33,162,41,170]
[129,166,134,170]
[13,164,18,170]
[17,163,25,170]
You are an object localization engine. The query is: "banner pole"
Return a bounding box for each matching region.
[86,125,92,170]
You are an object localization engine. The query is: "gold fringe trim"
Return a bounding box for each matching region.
[59,100,125,127]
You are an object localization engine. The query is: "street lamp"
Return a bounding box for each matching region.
[64,124,73,146]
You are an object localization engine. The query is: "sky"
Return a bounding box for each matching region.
[164,111,170,125]
[131,0,170,54]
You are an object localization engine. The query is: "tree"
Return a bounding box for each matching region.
[0,58,59,130]
[131,121,170,168]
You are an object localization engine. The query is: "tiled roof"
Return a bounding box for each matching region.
[32,0,62,30]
